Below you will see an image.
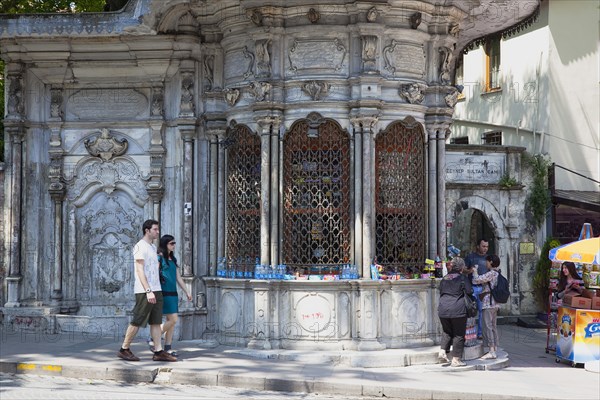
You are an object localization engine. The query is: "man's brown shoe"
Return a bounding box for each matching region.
[117,348,140,361]
[152,350,177,362]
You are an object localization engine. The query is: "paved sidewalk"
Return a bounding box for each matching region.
[1,324,598,400]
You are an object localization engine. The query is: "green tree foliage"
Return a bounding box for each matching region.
[1,1,105,14]
[524,153,551,229]
[0,1,107,161]
[532,236,561,313]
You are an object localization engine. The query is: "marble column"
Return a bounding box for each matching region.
[48,126,65,306]
[426,128,438,260]
[5,126,24,307]
[436,128,449,257]
[361,118,378,277]
[259,124,271,267]
[351,120,363,271]
[181,126,196,277]
[269,125,281,266]
[209,135,218,275]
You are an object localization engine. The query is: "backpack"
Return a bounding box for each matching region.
[490,270,510,303]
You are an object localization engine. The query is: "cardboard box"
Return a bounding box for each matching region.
[592,297,600,310]
[581,289,598,299]
[564,295,592,309]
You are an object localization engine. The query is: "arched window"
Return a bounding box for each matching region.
[226,125,261,276]
[283,118,351,273]
[375,119,425,274]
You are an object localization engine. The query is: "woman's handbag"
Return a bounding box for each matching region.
[462,280,478,317]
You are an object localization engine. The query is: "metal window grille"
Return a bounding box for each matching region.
[451,136,469,144]
[483,131,502,145]
[283,120,351,273]
[375,121,426,274]
[226,125,261,276]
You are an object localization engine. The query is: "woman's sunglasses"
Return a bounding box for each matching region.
[168,241,176,245]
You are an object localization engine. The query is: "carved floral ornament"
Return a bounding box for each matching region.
[445,89,460,108]
[249,81,271,102]
[301,80,331,101]
[224,88,241,106]
[307,8,320,23]
[399,83,427,105]
[367,7,378,22]
[84,128,128,161]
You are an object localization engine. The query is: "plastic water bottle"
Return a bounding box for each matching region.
[254,259,261,279]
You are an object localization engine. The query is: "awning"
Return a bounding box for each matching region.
[552,190,600,213]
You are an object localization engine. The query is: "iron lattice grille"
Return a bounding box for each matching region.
[375,122,425,274]
[226,125,261,274]
[283,120,351,271]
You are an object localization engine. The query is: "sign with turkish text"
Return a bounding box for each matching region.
[445,153,505,184]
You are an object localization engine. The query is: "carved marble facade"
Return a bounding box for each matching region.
[0,0,540,345]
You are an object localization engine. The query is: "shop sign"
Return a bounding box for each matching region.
[446,153,505,184]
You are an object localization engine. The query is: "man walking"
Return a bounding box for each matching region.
[117,219,176,362]
[465,238,489,339]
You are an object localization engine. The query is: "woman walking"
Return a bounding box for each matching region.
[438,257,473,367]
[149,235,192,356]
[472,254,501,359]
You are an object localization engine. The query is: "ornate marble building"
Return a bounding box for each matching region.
[0,0,540,348]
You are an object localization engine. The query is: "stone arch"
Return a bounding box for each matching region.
[283,112,351,141]
[446,195,514,311]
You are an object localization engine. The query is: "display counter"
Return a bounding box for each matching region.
[555,306,600,366]
[204,277,440,350]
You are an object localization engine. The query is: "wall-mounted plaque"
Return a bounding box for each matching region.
[446,153,505,184]
[66,88,148,120]
[287,38,347,75]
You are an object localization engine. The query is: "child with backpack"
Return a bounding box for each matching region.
[471,254,506,359]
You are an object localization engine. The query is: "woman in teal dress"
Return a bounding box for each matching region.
[155,234,192,356]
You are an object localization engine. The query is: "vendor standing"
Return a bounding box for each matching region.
[465,238,489,339]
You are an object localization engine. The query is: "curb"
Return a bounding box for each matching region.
[0,361,158,383]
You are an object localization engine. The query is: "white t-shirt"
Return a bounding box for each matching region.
[132,239,161,294]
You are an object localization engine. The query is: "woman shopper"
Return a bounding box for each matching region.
[472,254,501,359]
[438,257,473,367]
[149,235,192,356]
[556,261,583,299]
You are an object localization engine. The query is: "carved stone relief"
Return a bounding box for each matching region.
[84,128,128,161]
[383,40,425,77]
[399,83,427,104]
[66,88,148,120]
[254,39,271,78]
[242,46,255,79]
[438,46,453,85]
[150,87,164,117]
[288,38,347,74]
[50,88,63,119]
[224,88,240,106]
[362,35,378,72]
[367,7,378,22]
[247,9,263,26]
[7,76,24,116]
[301,80,331,101]
[249,81,271,102]
[445,88,459,108]
[410,12,422,29]
[449,23,460,37]
[180,72,195,117]
[307,8,320,24]
[203,55,215,91]
[76,193,142,303]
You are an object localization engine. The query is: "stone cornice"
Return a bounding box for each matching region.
[0,0,148,38]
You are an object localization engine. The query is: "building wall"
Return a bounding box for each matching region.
[547,0,599,191]
[452,0,600,192]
